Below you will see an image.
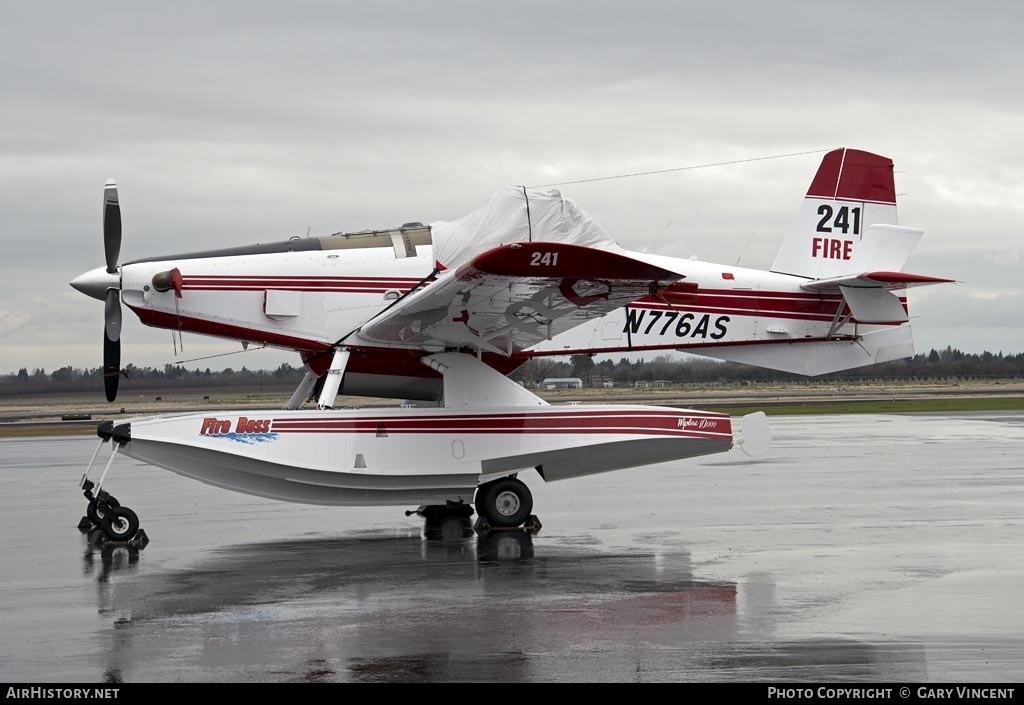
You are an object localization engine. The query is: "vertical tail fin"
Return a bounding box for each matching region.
[770,148,899,279]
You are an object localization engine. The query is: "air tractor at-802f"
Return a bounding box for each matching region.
[70,149,951,541]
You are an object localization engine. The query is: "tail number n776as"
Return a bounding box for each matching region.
[624,310,730,339]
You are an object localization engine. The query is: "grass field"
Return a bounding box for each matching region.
[701,396,1024,416]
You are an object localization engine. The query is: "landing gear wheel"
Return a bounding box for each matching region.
[475,477,533,528]
[86,494,121,527]
[101,505,139,542]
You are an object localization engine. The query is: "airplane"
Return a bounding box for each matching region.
[70,148,952,542]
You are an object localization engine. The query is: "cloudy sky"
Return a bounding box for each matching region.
[2,1,1022,375]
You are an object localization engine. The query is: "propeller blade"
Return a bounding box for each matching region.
[103,330,121,402]
[104,288,122,342]
[101,181,122,402]
[103,179,121,274]
[103,288,122,402]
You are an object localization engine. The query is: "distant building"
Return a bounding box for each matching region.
[541,377,584,390]
[634,380,672,389]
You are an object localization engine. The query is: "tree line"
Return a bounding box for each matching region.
[2,362,306,397]
[1,347,1022,397]
[513,347,1024,387]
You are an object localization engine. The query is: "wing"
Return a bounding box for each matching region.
[352,242,682,355]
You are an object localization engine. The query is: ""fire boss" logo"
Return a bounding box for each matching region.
[200,416,273,436]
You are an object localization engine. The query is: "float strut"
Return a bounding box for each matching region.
[94,443,121,496]
[79,438,107,489]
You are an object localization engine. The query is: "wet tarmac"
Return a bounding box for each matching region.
[2,412,1023,682]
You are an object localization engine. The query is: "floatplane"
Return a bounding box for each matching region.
[70,149,951,541]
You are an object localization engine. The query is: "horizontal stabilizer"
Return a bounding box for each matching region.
[847,224,922,271]
[802,268,952,324]
[801,271,954,293]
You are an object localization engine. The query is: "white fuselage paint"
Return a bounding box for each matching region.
[120,244,897,360]
[120,245,436,352]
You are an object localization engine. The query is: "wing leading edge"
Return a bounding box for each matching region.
[353,242,682,355]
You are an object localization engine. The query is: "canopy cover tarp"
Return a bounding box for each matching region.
[431,186,621,270]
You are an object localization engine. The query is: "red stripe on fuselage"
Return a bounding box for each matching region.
[180,275,423,293]
[187,286,414,294]
[631,302,838,322]
[273,410,727,423]
[129,307,331,352]
[182,275,423,283]
[273,427,728,438]
[633,287,908,322]
[269,410,732,438]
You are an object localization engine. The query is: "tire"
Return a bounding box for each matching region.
[475,477,533,528]
[101,505,140,542]
[86,494,121,527]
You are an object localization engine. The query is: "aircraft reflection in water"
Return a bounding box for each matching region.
[82,536,141,584]
[86,528,926,682]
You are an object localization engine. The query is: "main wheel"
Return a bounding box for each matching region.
[101,505,139,542]
[475,477,533,528]
[86,494,121,527]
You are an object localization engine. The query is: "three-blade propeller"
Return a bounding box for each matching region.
[101,180,122,401]
[82,179,125,401]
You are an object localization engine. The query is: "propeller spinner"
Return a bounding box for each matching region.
[70,180,123,401]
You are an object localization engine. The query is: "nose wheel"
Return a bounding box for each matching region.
[78,425,145,545]
[81,479,141,543]
[100,505,140,542]
[85,491,120,527]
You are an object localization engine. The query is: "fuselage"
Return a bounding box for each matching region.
[105,239,896,399]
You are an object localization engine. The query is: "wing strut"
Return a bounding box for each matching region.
[286,369,320,410]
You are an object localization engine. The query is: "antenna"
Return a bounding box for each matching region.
[529,148,829,188]
[735,232,756,266]
[642,221,673,254]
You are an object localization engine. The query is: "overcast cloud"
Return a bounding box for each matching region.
[2,1,1022,374]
